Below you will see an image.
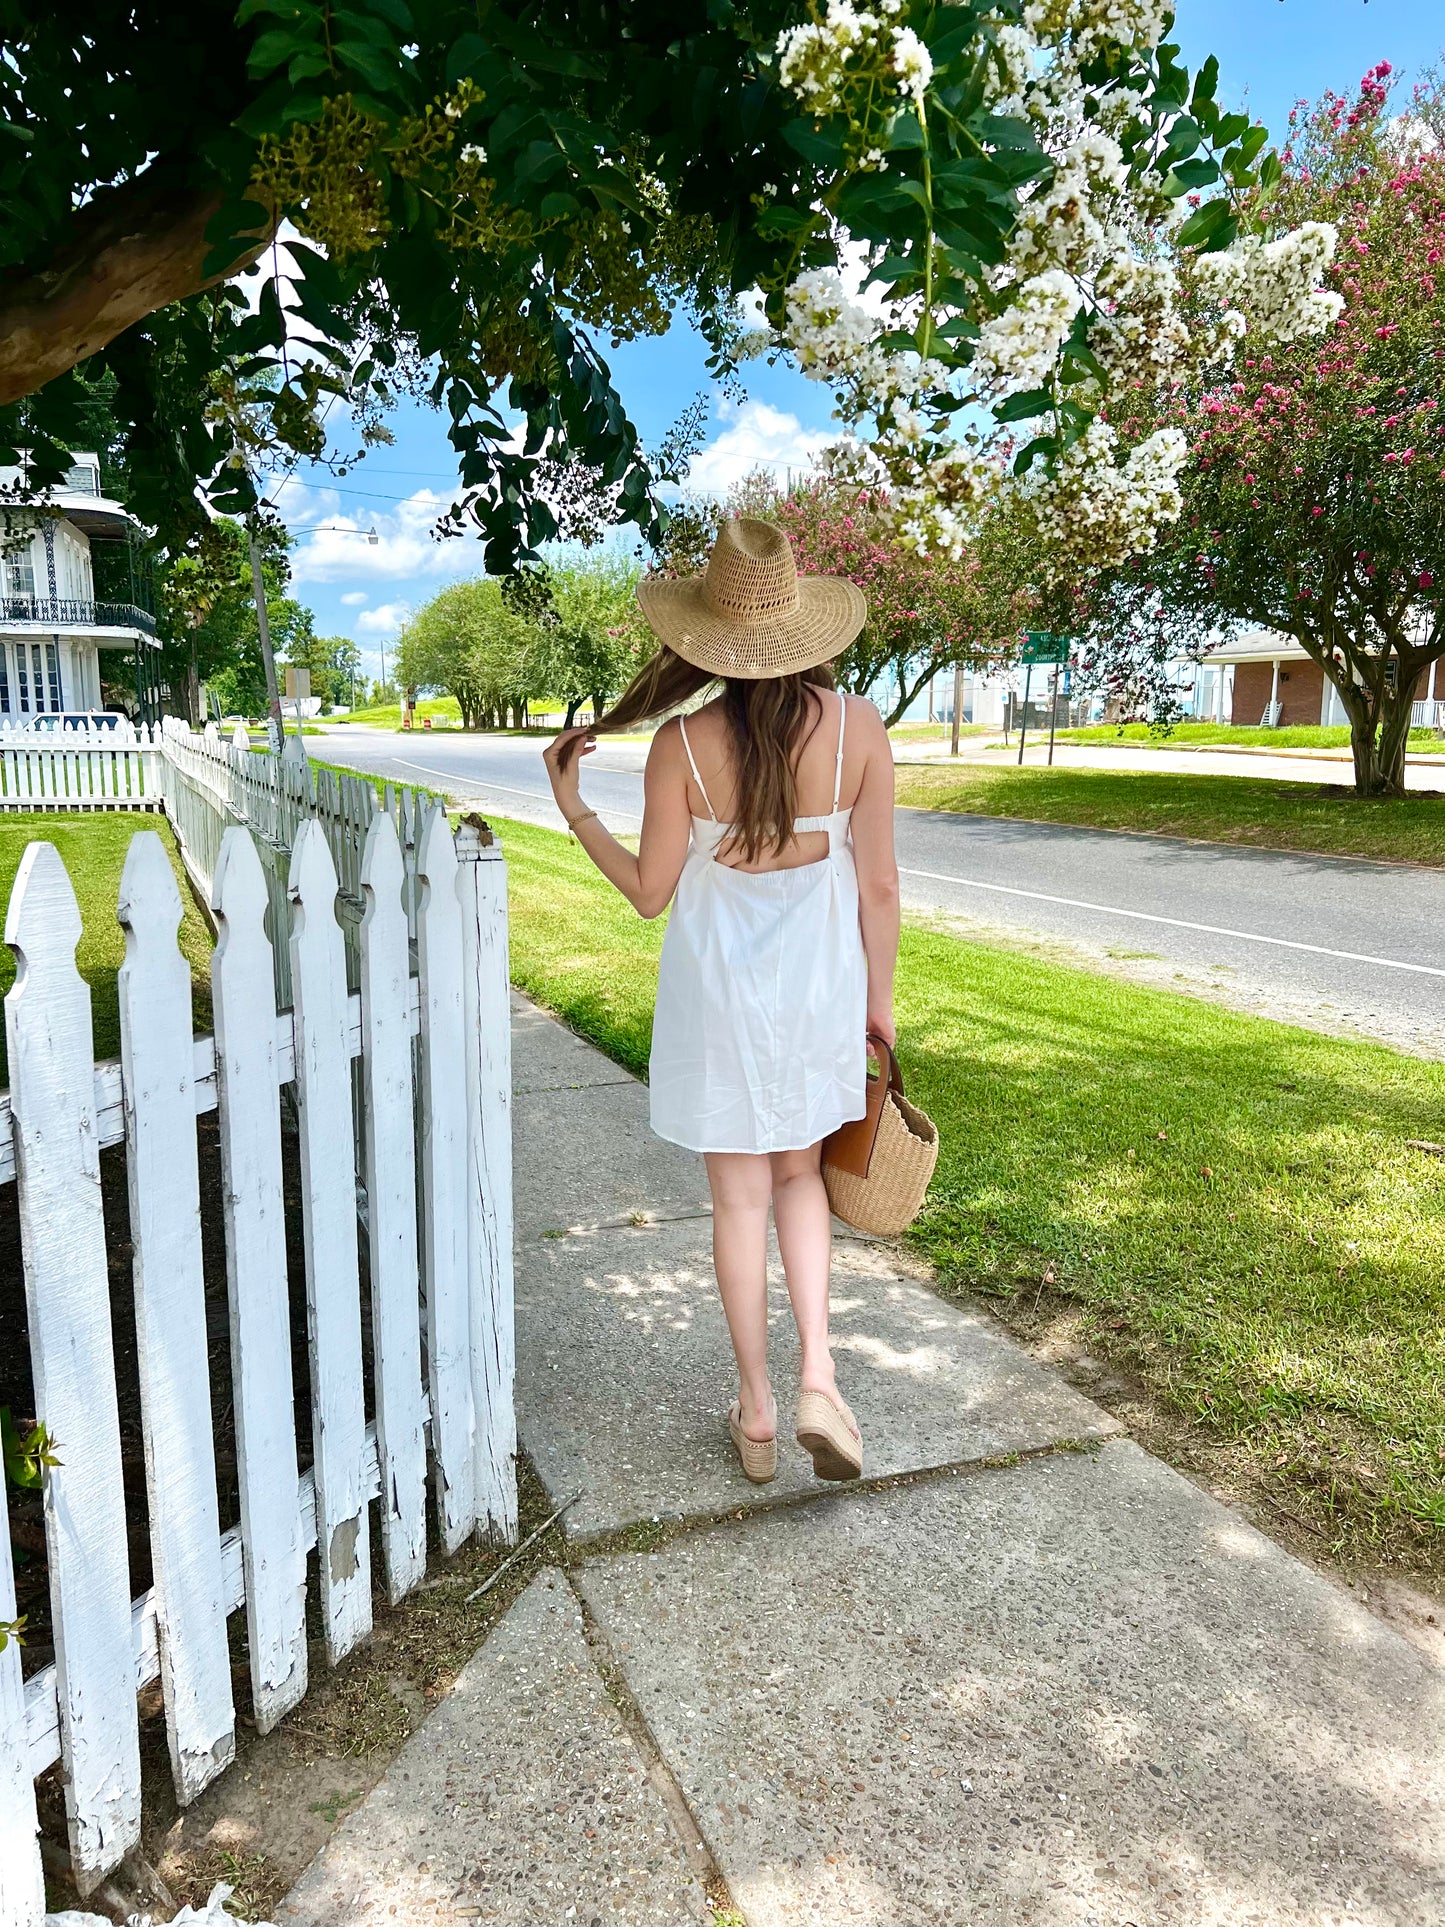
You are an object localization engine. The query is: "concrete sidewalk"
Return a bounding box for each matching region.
[284,997,1445,1927]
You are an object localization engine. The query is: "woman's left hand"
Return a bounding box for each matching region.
[543,726,595,810]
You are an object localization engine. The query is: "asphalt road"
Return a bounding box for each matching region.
[316,726,1445,1057]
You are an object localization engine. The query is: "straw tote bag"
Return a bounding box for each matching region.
[822,1034,938,1237]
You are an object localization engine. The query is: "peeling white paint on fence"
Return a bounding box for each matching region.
[5,843,142,1889]
[210,828,309,1734]
[415,806,476,1552]
[360,814,428,1602]
[457,820,518,1546]
[1,734,516,1920]
[1,1478,44,1926]
[117,833,237,1806]
[289,823,373,1665]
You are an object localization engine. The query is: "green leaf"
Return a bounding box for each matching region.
[1175,197,1235,250]
[1170,157,1221,190]
[1191,55,1220,110]
[1014,434,1059,474]
[993,387,1054,424]
[781,117,844,168]
[246,27,315,80]
[333,39,403,94]
[1258,151,1283,189]
[887,110,924,151]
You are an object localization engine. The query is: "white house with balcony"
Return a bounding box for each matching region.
[0,451,161,722]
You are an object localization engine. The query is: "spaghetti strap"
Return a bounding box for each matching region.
[678,714,717,820]
[832,690,847,812]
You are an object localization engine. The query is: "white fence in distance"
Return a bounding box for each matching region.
[0,719,158,810]
[0,807,515,1919]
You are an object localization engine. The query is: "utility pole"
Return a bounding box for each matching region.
[951,663,962,757]
[248,525,286,756]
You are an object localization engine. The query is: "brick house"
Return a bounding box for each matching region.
[1205,629,1443,729]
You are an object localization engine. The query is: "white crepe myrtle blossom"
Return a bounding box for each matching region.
[1029,421,1190,568]
[1192,221,1346,346]
[1023,0,1172,68]
[772,4,1348,575]
[891,28,932,101]
[973,271,1081,395]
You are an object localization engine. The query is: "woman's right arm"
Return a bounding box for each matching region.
[543,717,691,919]
[848,700,901,1047]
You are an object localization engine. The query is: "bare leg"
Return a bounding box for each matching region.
[770,1143,845,1406]
[703,1150,776,1441]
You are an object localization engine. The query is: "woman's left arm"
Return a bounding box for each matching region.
[543,720,691,920]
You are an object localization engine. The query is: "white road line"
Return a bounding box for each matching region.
[898,865,1445,977]
[391,761,645,821]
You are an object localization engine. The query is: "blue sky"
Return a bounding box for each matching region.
[275,1,1444,680]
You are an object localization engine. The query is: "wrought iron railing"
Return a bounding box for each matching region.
[0,594,157,635]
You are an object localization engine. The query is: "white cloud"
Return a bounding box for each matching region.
[356,601,409,637]
[285,482,479,591]
[686,400,834,500]
[339,589,368,606]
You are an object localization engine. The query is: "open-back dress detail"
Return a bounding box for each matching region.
[649,690,868,1154]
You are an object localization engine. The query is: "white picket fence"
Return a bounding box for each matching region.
[0,718,157,809]
[0,789,515,1914]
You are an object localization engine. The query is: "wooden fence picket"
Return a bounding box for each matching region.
[416,804,476,1550]
[359,813,427,1601]
[457,823,518,1545]
[4,842,141,1885]
[0,1482,44,1927]
[211,828,309,1731]
[288,821,372,1662]
[117,833,236,1804]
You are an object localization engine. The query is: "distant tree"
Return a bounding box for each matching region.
[397,580,532,729]
[517,557,650,725]
[1080,66,1445,795]
[163,516,318,721]
[281,631,363,710]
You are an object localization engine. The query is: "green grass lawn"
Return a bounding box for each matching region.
[499,812,1445,1573]
[0,814,213,1082]
[893,762,1445,866]
[1051,721,1445,754]
[338,697,464,730]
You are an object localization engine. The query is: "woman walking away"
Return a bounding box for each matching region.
[543,518,900,1486]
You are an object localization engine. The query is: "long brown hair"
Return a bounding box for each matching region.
[557,645,836,862]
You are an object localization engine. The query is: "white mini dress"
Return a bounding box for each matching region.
[649,690,869,1155]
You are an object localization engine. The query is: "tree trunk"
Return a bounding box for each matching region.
[186,630,202,729]
[565,697,581,727]
[0,163,275,407]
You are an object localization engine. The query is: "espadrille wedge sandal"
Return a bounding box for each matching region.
[728,1400,778,1484]
[796,1389,863,1482]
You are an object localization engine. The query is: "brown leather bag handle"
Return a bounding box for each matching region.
[865,1031,904,1098]
[823,1031,903,1181]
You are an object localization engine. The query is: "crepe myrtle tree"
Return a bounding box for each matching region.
[0,2,1335,579]
[661,466,1031,719]
[1077,65,1445,795]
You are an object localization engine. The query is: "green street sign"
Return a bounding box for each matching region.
[1021,631,1071,666]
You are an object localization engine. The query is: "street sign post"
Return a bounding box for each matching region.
[1017,633,1072,766]
[1017,639,1078,774]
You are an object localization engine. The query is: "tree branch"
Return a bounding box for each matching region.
[0,162,276,407]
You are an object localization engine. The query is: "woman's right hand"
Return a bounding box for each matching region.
[866,1009,896,1050]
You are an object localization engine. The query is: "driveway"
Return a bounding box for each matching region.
[316,726,1445,1056]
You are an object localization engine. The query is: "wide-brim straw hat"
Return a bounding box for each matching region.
[637,516,866,679]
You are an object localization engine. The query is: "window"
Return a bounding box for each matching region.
[15,645,30,712]
[0,649,10,714]
[2,543,36,601]
[45,642,61,712]
[63,462,100,495]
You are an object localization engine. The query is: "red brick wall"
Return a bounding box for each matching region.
[1230,659,1325,727]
